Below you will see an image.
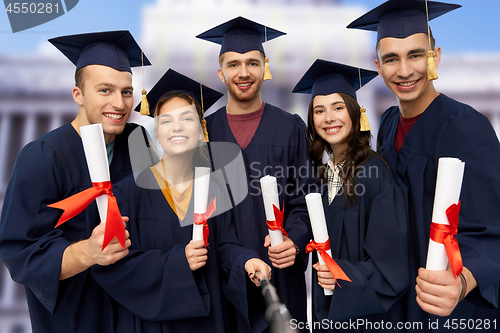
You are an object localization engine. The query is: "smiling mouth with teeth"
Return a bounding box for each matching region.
[236,82,252,87]
[325,127,341,134]
[397,80,418,87]
[170,136,188,142]
[104,113,124,120]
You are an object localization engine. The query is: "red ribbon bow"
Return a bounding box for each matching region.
[266,203,288,237]
[48,181,126,251]
[430,201,463,278]
[193,198,217,248]
[305,238,352,287]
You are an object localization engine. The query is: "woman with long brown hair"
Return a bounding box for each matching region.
[293,60,409,331]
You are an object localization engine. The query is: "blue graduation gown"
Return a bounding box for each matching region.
[206,104,314,332]
[91,168,264,333]
[378,94,500,331]
[312,156,409,332]
[0,123,136,333]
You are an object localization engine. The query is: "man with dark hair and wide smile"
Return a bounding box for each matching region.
[349,0,500,330]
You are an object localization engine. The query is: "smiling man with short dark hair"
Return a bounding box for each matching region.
[349,0,500,330]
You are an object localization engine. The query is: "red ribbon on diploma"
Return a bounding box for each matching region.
[430,201,463,278]
[48,181,126,251]
[266,203,288,237]
[193,198,217,248]
[305,238,352,287]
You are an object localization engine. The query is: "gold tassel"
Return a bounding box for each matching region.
[360,107,370,132]
[427,50,438,81]
[263,56,272,81]
[424,0,438,81]
[201,118,209,142]
[140,89,150,116]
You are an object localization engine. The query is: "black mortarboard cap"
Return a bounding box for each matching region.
[134,69,224,117]
[347,0,461,42]
[196,16,285,56]
[292,59,378,99]
[49,30,151,73]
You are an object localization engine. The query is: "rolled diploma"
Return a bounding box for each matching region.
[305,193,334,295]
[426,157,465,270]
[193,167,211,242]
[80,124,111,224]
[260,175,284,246]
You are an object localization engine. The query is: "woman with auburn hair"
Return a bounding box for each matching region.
[293,60,409,331]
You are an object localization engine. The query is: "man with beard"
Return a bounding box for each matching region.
[197,17,313,333]
[0,31,150,333]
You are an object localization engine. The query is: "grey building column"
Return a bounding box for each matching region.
[0,114,12,192]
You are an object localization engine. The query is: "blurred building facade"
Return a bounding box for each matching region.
[0,0,500,332]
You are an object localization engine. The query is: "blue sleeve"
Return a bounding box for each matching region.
[317,169,409,322]
[91,186,211,321]
[0,141,72,313]
[436,110,500,308]
[93,246,211,321]
[216,211,267,333]
[282,115,314,268]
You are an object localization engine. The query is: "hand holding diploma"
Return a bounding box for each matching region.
[193,167,216,248]
[305,193,351,294]
[59,211,131,280]
[260,175,287,246]
[416,266,476,316]
[48,124,126,251]
[185,240,208,271]
[85,216,131,266]
[419,157,471,316]
[425,157,464,278]
[264,235,298,269]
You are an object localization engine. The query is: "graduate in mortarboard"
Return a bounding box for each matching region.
[197,17,314,332]
[349,0,500,330]
[0,31,150,332]
[91,68,271,333]
[293,60,408,331]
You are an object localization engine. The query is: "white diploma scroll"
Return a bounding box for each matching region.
[193,167,211,242]
[260,175,284,246]
[80,124,111,224]
[425,157,465,271]
[305,193,334,296]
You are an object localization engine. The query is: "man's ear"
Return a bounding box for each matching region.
[375,58,382,76]
[72,86,84,106]
[217,68,225,83]
[433,46,442,68]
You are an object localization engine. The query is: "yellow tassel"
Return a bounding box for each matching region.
[140,89,150,116]
[427,50,438,81]
[263,56,272,81]
[201,118,209,142]
[360,107,370,132]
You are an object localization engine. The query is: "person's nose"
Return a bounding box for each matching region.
[111,92,125,110]
[397,58,413,79]
[238,64,249,78]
